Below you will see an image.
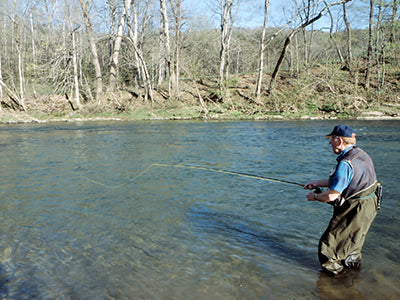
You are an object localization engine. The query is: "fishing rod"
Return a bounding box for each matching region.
[151,163,322,193]
[81,163,321,192]
[151,163,305,187]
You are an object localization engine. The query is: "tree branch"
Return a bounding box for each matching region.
[268,0,352,94]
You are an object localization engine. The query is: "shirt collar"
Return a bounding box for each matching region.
[336,145,355,161]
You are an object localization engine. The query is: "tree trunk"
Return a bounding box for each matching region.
[375,0,383,86]
[380,44,385,89]
[12,16,27,111]
[224,19,233,83]
[126,0,153,103]
[390,0,398,42]
[302,29,309,70]
[169,0,182,99]
[79,0,103,101]
[343,2,352,71]
[255,0,270,102]
[307,23,314,73]
[30,12,36,68]
[17,42,25,109]
[327,6,345,64]
[2,16,5,65]
[109,5,126,92]
[295,35,299,76]
[365,0,374,89]
[219,0,233,91]
[0,57,2,110]
[268,34,293,93]
[131,0,140,88]
[158,0,172,95]
[71,27,81,109]
[135,46,154,103]
[43,0,53,51]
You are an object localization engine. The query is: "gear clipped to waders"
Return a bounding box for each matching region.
[375,183,383,210]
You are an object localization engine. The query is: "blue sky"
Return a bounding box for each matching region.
[184,0,369,31]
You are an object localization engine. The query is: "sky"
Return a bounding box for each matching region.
[184,0,369,31]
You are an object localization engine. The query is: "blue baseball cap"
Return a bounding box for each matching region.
[325,125,355,138]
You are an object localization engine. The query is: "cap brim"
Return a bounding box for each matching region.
[324,132,336,138]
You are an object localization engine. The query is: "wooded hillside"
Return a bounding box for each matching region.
[0,0,399,122]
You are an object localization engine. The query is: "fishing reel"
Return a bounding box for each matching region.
[314,187,322,194]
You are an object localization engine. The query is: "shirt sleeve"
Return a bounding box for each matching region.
[329,161,353,193]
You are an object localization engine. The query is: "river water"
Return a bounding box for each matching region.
[0,120,399,299]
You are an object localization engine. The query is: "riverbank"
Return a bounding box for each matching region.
[1,107,400,124]
[1,68,400,124]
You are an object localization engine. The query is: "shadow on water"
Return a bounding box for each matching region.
[315,270,366,299]
[186,206,370,299]
[0,266,10,299]
[186,206,318,270]
[0,260,41,299]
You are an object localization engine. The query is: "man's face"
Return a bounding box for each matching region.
[329,136,343,154]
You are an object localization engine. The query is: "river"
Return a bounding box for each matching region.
[0,120,399,299]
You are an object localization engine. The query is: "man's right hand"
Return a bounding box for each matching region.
[304,182,318,190]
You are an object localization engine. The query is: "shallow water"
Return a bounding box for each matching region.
[0,120,399,299]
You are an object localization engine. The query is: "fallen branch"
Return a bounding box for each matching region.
[236,90,261,105]
[154,87,169,100]
[0,79,26,111]
[65,93,78,111]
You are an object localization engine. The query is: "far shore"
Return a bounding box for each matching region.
[1,109,400,125]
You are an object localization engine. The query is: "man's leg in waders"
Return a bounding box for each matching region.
[318,196,378,275]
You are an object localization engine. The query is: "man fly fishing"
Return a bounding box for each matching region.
[304,125,381,275]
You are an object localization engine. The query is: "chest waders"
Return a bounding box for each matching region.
[319,146,379,275]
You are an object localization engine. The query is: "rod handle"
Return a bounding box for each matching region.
[314,187,322,194]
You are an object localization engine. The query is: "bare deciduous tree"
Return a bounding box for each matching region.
[158,0,172,95]
[365,0,374,89]
[66,0,81,109]
[268,0,352,94]
[70,26,82,109]
[126,0,153,103]
[389,0,398,42]
[326,4,345,64]
[255,0,270,102]
[79,0,103,101]
[10,14,26,111]
[168,0,183,99]
[109,0,127,92]
[219,0,233,91]
[342,1,352,70]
